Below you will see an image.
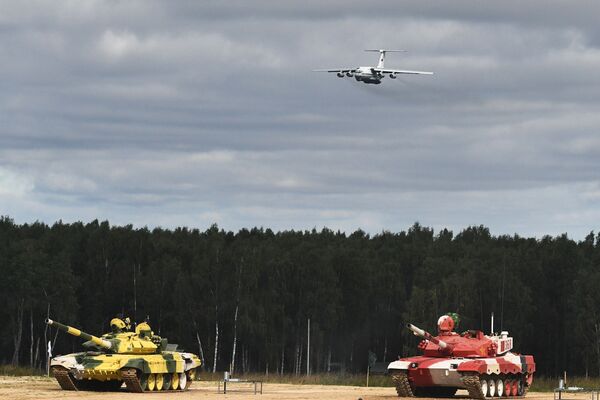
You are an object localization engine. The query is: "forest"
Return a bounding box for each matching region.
[0,216,599,378]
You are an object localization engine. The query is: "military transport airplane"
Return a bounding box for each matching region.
[314,49,433,84]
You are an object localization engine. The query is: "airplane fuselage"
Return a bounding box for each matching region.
[353,66,382,84]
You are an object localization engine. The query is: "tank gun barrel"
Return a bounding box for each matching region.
[46,318,112,350]
[407,323,452,351]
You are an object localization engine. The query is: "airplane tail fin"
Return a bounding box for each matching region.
[365,49,406,68]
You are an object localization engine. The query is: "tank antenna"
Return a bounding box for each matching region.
[500,259,506,331]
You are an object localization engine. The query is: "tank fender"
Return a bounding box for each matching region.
[521,354,536,373]
[458,356,536,376]
[51,355,84,372]
[387,360,411,370]
[456,359,493,374]
[181,352,202,370]
[179,352,200,363]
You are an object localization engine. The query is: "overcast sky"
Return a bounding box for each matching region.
[1,1,600,238]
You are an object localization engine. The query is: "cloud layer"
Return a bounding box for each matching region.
[1,1,600,237]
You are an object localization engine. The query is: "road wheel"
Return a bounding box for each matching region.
[147,373,156,391]
[495,379,503,396]
[139,374,149,391]
[171,372,180,390]
[517,379,525,396]
[504,379,512,396]
[163,373,172,390]
[488,379,496,397]
[155,373,164,391]
[511,380,519,396]
[178,372,187,390]
[481,379,488,397]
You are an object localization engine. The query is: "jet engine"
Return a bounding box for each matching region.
[389,74,397,79]
[346,72,354,77]
[337,72,344,78]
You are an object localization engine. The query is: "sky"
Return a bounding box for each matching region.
[1,1,600,238]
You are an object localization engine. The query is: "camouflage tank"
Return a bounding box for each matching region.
[46,317,201,392]
[388,314,535,398]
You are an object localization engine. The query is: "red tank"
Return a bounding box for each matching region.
[387,314,535,398]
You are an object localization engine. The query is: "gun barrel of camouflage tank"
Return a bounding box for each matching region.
[407,323,450,350]
[46,318,112,350]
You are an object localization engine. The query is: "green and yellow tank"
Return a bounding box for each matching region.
[46,318,201,392]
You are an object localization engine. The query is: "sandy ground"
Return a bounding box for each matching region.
[0,376,580,400]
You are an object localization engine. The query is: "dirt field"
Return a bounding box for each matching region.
[0,376,576,400]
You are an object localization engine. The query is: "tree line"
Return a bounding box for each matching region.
[0,216,599,377]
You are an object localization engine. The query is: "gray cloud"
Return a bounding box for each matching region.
[1,1,600,238]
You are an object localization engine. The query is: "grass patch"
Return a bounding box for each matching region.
[0,365,46,376]
[532,376,600,392]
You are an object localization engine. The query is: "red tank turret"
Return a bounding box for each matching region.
[388,314,535,399]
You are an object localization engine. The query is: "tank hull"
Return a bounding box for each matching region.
[50,351,201,392]
[388,352,535,398]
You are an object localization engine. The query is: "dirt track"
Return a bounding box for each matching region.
[0,376,574,400]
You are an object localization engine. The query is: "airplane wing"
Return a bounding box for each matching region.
[375,68,433,75]
[313,68,358,73]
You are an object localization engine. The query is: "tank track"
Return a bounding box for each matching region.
[391,370,414,397]
[51,366,78,391]
[121,368,145,393]
[461,373,486,400]
[52,366,196,393]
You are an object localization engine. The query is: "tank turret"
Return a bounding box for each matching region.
[405,315,501,358]
[46,318,158,354]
